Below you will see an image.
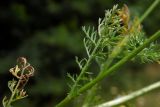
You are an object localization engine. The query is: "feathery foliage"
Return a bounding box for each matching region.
[56,1,160,106]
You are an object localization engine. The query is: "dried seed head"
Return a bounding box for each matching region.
[20,89,28,97]
[17,57,27,67]
[25,65,34,77]
[9,65,21,79]
[117,4,130,34]
[18,75,29,90]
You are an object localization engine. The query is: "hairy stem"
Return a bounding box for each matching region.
[95,80,160,107]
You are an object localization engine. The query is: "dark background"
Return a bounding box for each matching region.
[0,0,160,107]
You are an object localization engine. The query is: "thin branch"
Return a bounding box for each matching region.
[139,0,160,23]
[6,65,27,107]
[56,39,102,107]
[95,80,160,107]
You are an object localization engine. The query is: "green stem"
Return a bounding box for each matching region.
[6,81,21,107]
[79,30,160,94]
[55,1,160,106]
[139,0,160,23]
[6,65,28,107]
[100,35,129,74]
[55,30,160,107]
[69,39,101,96]
[96,80,160,107]
[56,39,101,107]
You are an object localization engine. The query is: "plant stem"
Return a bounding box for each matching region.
[95,80,160,107]
[56,39,102,107]
[139,0,160,23]
[55,30,160,107]
[55,1,160,106]
[100,35,129,73]
[69,39,101,96]
[79,30,160,94]
[6,80,21,107]
[6,65,27,107]
[79,0,160,95]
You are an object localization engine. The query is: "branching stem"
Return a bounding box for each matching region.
[55,0,160,106]
[79,30,160,94]
[6,64,29,107]
[70,39,101,95]
[56,39,102,107]
[56,31,160,107]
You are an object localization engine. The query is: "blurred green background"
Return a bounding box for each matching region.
[0,0,160,107]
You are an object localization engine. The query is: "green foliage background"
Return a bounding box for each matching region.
[0,0,160,107]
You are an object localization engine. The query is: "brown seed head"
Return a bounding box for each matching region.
[17,57,27,67]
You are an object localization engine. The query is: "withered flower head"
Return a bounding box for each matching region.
[9,65,21,79]
[25,65,34,77]
[4,57,35,106]
[9,57,35,90]
[116,4,130,35]
[19,89,28,97]
[17,57,27,68]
